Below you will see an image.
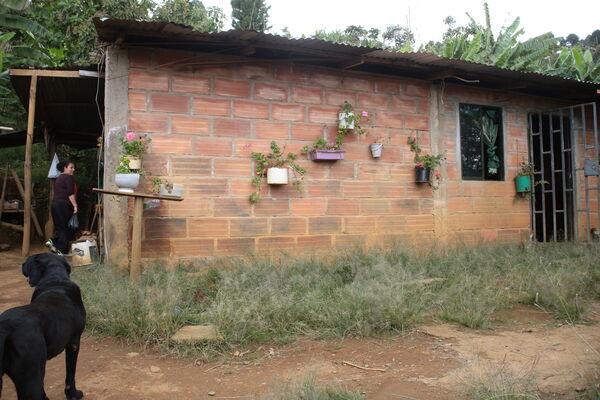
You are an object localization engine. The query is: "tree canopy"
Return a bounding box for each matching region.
[230,0,270,31]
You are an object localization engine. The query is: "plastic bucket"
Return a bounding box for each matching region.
[515,175,531,193]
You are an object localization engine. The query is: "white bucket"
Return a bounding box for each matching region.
[267,168,288,184]
[70,239,98,266]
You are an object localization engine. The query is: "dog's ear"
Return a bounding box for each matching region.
[22,254,45,287]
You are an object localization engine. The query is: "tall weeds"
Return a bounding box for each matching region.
[73,243,600,357]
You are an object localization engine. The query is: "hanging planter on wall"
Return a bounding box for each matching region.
[308,149,346,161]
[415,167,430,183]
[267,167,288,184]
[370,143,383,158]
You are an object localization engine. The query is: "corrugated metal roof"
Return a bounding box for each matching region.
[94,18,599,102]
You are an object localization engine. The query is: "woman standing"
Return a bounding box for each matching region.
[45,161,77,255]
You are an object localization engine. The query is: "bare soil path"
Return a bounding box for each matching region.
[0,243,598,399]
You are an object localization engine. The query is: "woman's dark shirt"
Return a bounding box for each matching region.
[53,173,76,203]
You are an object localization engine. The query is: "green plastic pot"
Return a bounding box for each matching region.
[515,175,531,193]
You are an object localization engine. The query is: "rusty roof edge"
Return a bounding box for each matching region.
[93,18,599,91]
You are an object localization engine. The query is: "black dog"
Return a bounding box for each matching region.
[0,253,86,400]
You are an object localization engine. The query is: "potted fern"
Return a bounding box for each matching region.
[249,141,306,204]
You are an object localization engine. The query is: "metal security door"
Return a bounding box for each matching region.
[528,103,599,242]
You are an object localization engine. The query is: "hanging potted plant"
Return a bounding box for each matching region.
[249,141,307,204]
[515,161,533,194]
[302,101,370,161]
[370,137,384,158]
[115,132,151,193]
[407,137,444,190]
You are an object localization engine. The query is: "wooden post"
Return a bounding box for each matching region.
[130,196,144,281]
[22,74,37,256]
[0,165,8,222]
[45,141,56,239]
[11,169,43,238]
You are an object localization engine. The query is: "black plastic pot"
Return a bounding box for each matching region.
[415,167,430,183]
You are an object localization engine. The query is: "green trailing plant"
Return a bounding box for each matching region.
[249,141,306,204]
[407,136,444,189]
[301,101,369,155]
[150,177,163,194]
[119,132,151,158]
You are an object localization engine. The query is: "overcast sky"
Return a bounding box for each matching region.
[202,0,599,45]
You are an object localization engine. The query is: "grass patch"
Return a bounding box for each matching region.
[267,374,364,400]
[72,243,600,359]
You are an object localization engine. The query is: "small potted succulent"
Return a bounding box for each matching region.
[302,101,370,161]
[115,132,151,193]
[407,137,444,190]
[250,141,306,204]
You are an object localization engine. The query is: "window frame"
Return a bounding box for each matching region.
[458,103,505,181]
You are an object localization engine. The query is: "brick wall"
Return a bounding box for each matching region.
[121,47,575,258]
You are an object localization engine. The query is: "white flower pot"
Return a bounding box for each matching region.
[126,156,142,170]
[370,143,383,158]
[338,112,355,130]
[159,183,183,197]
[115,173,140,193]
[267,167,288,184]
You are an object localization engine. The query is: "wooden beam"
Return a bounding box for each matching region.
[22,74,37,256]
[10,69,81,78]
[1,221,24,232]
[12,168,43,239]
[0,165,8,223]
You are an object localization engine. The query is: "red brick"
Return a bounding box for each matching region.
[375,182,405,197]
[297,235,332,250]
[390,96,417,113]
[309,71,341,88]
[172,74,210,95]
[172,239,214,256]
[327,199,359,215]
[171,115,210,135]
[335,234,368,249]
[142,155,169,175]
[375,112,403,129]
[343,77,371,91]
[291,124,324,141]
[214,158,252,176]
[151,93,190,113]
[308,106,339,124]
[254,82,288,101]
[329,161,356,179]
[233,100,269,119]
[272,104,305,121]
[129,70,168,91]
[237,64,272,80]
[254,121,289,139]
[234,139,273,157]
[194,98,230,116]
[254,198,289,216]
[358,163,390,180]
[230,178,255,196]
[374,78,401,94]
[129,49,152,68]
[151,135,192,154]
[325,90,357,107]
[170,198,211,217]
[188,178,228,196]
[129,91,147,111]
[271,217,307,235]
[274,64,310,84]
[230,218,268,236]
[291,198,326,216]
[291,86,323,104]
[214,119,251,137]
[154,49,195,71]
[214,78,250,98]
[216,238,255,255]
[128,113,168,133]
[404,115,429,130]
[390,199,419,214]
[141,239,170,257]
[360,199,390,215]
[406,215,434,230]
[145,218,186,239]
[194,65,233,76]
[342,181,376,197]
[308,217,342,234]
[405,82,429,98]
[358,93,388,110]
[171,157,211,175]
[257,237,296,251]
[307,181,341,197]
[188,218,229,238]
[343,216,378,234]
[195,138,232,156]
[215,199,251,217]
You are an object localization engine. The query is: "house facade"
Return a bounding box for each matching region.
[96,20,599,266]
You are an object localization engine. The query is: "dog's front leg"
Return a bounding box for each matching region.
[64,338,83,400]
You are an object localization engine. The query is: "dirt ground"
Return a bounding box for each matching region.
[0,241,599,399]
